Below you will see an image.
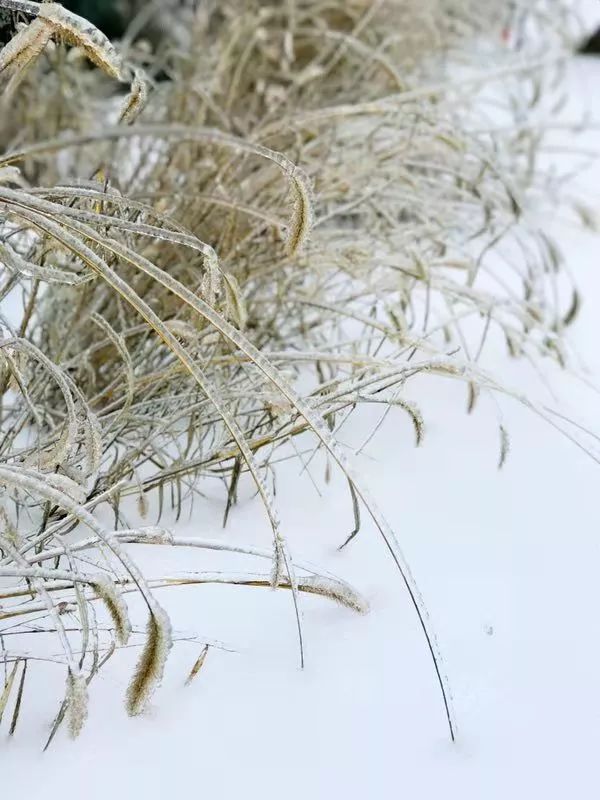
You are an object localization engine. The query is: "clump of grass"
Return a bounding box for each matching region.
[0,0,594,745]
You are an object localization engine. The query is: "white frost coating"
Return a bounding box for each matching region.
[3,183,453,735]
[66,671,89,739]
[0,464,172,715]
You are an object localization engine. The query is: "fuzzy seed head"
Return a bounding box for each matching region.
[66,671,88,739]
[126,607,172,717]
[92,574,132,647]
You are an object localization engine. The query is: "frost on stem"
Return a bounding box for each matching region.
[119,69,149,125]
[36,2,124,79]
[0,0,125,100]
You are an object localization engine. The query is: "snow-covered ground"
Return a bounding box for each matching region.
[3,50,600,800]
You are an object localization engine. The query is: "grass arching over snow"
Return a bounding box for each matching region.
[0,0,596,745]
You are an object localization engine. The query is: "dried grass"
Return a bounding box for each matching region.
[0,0,594,744]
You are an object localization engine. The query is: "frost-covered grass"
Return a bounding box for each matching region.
[0,0,598,749]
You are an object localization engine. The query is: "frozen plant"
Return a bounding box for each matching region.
[0,0,596,745]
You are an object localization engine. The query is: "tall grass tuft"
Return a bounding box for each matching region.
[0,0,595,744]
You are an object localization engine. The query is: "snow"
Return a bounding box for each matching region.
[3,55,600,800]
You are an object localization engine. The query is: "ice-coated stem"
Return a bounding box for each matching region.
[0,0,42,18]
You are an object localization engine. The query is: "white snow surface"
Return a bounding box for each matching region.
[2,56,600,800]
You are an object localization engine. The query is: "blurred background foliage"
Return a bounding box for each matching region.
[60,0,128,38]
